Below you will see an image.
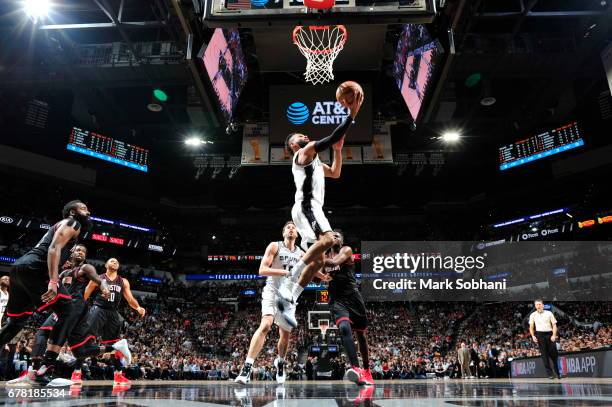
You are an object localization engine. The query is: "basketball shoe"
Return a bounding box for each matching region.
[235,363,252,385]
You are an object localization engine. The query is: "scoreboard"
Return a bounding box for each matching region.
[316,290,330,304]
[67,127,149,172]
[499,121,584,171]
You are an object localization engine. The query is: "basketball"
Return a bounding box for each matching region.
[336,81,363,108]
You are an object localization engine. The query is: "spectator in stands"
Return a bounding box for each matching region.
[13,339,31,375]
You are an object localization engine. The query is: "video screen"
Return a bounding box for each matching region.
[199,28,248,123]
[269,83,372,145]
[393,24,443,122]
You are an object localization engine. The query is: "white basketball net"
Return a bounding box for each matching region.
[293,25,347,85]
[319,319,330,340]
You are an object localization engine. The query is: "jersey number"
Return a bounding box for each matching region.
[109,292,115,302]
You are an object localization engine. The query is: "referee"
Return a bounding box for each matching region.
[529,299,562,379]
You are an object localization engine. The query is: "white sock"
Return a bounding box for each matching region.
[277,356,284,362]
[290,260,306,282]
[291,284,304,302]
[245,357,254,365]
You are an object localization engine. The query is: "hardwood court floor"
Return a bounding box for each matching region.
[1,378,611,406]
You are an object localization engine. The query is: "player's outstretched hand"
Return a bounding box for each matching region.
[348,91,364,118]
[41,283,58,303]
[319,272,333,283]
[137,306,146,317]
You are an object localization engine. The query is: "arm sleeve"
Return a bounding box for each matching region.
[314,116,354,152]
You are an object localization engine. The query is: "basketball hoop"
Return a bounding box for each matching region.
[318,319,330,340]
[293,25,348,85]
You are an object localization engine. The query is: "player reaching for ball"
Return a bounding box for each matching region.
[278,81,364,328]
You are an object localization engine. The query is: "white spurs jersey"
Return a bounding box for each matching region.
[0,289,8,318]
[263,241,303,296]
[292,154,326,208]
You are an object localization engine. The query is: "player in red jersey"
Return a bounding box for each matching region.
[69,258,145,385]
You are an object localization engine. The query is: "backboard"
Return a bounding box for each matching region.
[308,310,338,330]
[203,0,436,27]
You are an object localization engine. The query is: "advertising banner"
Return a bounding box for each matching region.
[269,84,372,144]
[511,349,612,378]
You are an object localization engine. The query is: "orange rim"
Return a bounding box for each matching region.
[292,25,348,56]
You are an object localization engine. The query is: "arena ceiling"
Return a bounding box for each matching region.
[0,0,610,214]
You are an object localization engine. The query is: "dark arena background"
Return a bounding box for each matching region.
[0,0,611,405]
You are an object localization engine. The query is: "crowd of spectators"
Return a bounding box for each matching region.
[1,205,611,382]
[1,281,611,382]
[2,137,612,384]
[452,301,611,375]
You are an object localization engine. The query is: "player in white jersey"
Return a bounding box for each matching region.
[235,221,306,385]
[276,90,364,328]
[0,276,9,328]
